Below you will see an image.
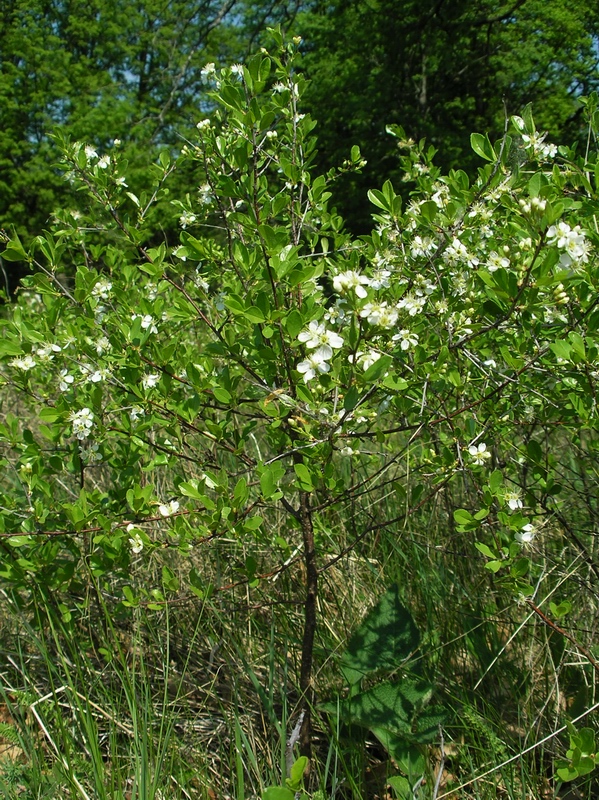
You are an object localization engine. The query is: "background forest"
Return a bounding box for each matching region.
[1,2,599,800]
[2,0,599,250]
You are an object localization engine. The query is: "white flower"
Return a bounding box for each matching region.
[92,278,112,299]
[431,184,450,208]
[201,62,216,79]
[196,118,211,130]
[129,405,145,421]
[333,270,370,298]
[324,299,351,326]
[95,336,111,354]
[487,251,510,272]
[84,145,98,160]
[11,355,36,371]
[198,183,212,205]
[158,500,180,517]
[348,350,381,371]
[35,343,61,361]
[230,63,244,77]
[97,155,110,169]
[468,442,491,466]
[360,301,387,326]
[504,490,523,511]
[179,212,197,229]
[297,351,331,382]
[444,238,469,264]
[515,523,535,545]
[132,314,158,334]
[547,222,590,268]
[265,130,278,140]
[59,370,75,392]
[80,442,102,463]
[69,408,94,440]
[298,321,343,359]
[127,526,145,554]
[115,176,127,187]
[369,268,392,289]
[88,368,111,383]
[539,142,557,159]
[397,293,426,316]
[142,373,160,389]
[410,236,436,259]
[392,329,419,351]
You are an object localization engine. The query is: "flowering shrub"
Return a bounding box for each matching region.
[2,31,599,763]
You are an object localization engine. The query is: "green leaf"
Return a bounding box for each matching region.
[340,584,420,684]
[243,306,266,323]
[387,776,411,800]
[557,763,579,782]
[470,133,496,161]
[213,387,232,404]
[2,234,27,261]
[285,309,304,339]
[262,789,295,800]
[489,470,503,492]
[550,600,572,618]
[454,509,474,525]
[475,542,497,559]
[287,756,308,790]
[363,355,392,383]
[293,463,314,492]
[344,385,360,410]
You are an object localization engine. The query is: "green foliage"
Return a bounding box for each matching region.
[1,27,599,797]
[557,724,599,783]
[298,0,599,229]
[321,585,444,792]
[262,756,309,800]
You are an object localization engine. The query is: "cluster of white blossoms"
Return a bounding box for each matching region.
[360,301,398,328]
[179,211,197,229]
[514,523,536,545]
[333,270,371,298]
[198,183,212,205]
[11,355,37,371]
[547,221,590,268]
[297,321,343,382]
[142,373,160,390]
[91,278,112,300]
[521,131,557,160]
[443,237,479,268]
[69,408,94,440]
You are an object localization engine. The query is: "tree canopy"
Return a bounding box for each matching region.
[1,0,597,253]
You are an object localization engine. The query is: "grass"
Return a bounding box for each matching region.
[0,397,598,798]
[0,497,597,800]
